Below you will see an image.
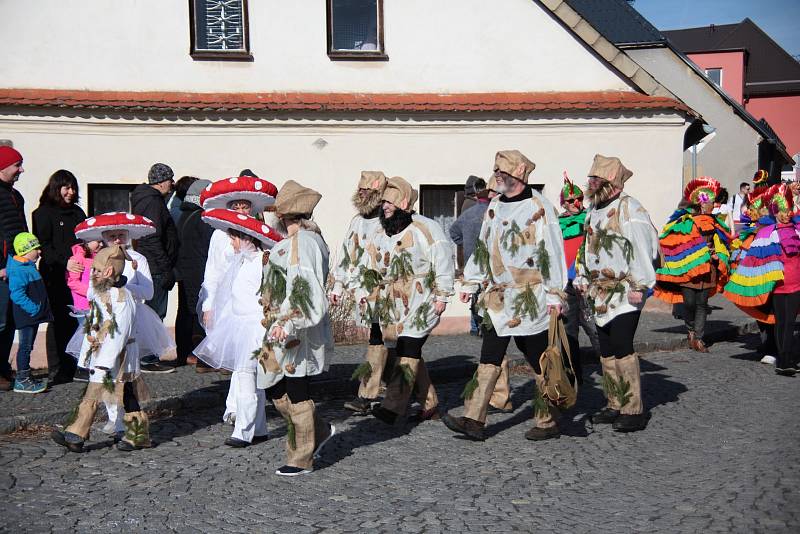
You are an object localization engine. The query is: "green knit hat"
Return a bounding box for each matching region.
[13,232,40,256]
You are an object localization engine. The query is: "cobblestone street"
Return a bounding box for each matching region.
[2,338,798,533]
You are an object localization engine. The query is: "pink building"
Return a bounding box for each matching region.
[665,18,800,171]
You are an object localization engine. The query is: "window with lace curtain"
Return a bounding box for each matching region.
[327,0,387,60]
[189,0,252,60]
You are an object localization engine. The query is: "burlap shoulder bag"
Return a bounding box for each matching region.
[538,310,578,409]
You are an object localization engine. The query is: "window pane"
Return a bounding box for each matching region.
[332,0,378,51]
[89,184,135,216]
[194,0,246,51]
[706,68,722,86]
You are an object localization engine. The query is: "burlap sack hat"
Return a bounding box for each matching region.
[274,180,322,218]
[92,245,131,279]
[358,171,388,191]
[588,154,633,189]
[382,176,418,212]
[494,150,536,184]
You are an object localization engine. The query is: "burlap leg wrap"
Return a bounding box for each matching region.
[600,356,621,410]
[532,373,558,429]
[122,411,151,448]
[489,356,512,411]
[358,345,388,400]
[616,354,643,415]
[463,363,501,424]
[381,357,418,416]
[286,400,315,470]
[65,382,105,439]
[414,358,438,412]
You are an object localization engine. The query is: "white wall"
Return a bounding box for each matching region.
[0,0,632,93]
[627,48,761,193]
[3,111,687,326]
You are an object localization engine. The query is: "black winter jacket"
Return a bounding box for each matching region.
[130,184,178,277]
[0,181,28,271]
[175,201,214,311]
[32,202,86,284]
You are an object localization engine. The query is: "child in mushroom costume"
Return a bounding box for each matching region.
[724,184,800,376]
[356,176,455,426]
[52,245,151,452]
[329,171,392,416]
[574,154,658,433]
[441,150,568,442]
[193,208,283,447]
[254,180,335,476]
[655,177,732,353]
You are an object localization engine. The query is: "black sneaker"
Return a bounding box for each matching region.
[73,368,90,383]
[343,397,373,415]
[275,465,312,477]
[591,407,620,425]
[141,362,175,374]
[224,437,251,448]
[51,430,84,453]
[612,413,648,432]
[775,367,797,377]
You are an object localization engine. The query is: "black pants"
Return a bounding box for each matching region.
[175,282,205,364]
[0,280,16,377]
[758,320,777,355]
[146,273,171,320]
[681,287,711,339]
[773,292,800,369]
[393,335,429,359]
[266,375,311,404]
[596,311,641,359]
[43,274,77,379]
[122,381,142,412]
[368,323,383,346]
[479,324,549,374]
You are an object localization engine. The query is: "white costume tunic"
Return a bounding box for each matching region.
[257,230,334,390]
[360,214,455,338]
[199,229,234,316]
[462,190,567,337]
[574,194,659,327]
[193,248,265,372]
[330,214,383,325]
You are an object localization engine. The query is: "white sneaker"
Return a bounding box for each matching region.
[760,355,777,365]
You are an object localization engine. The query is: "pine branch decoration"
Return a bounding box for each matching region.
[501,220,523,256]
[102,372,115,394]
[601,374,632,408]
[359,266,383,293]
[260,264,287,303]
[124,415,148,446]
[351,361,373,382]
[531,379,550,418]
[461,371,479,400]
[399,363,415,386]
[285,415,296,450]
[472,238,492,277]
[512,283,539,321]
[411,302,432,331]
[424,268,436,291]
[389,250,414,280]
[592,227,634,264]
[338,243,351,270]
[536,241,551,280]
[288,276,315,318]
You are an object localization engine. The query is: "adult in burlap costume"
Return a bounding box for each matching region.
[255,180,335,476]
[52,246,152,452]
[329,171,392,415]
[441,150,568,441]
[362,177,455,425]
[574,155,658,432]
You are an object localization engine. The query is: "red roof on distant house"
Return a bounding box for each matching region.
[0,88,694,115]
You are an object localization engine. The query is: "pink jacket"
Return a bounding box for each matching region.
[66,244,94,311]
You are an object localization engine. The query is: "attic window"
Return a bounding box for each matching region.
[327,0,387,60]
[705,68,723,87]
[190,0,252,61]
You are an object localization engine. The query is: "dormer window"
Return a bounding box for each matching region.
[327,0,387,60]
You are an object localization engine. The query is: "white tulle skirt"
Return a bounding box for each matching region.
[67,303,176,362]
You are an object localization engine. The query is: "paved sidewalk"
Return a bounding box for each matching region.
[0,296,757,434]
[1,338,797,532]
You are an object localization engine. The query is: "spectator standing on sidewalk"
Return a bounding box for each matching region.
[7,232,52,393]
[130,163,177,320]
[32,170,86,384]
[0,146,28,391]
[168,175,198,226]
[175,179,213,367]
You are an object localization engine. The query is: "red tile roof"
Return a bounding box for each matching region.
[0,88,694,115]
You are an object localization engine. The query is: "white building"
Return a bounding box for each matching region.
[0,0,699,331]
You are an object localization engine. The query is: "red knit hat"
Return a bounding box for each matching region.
[0,146,23,171]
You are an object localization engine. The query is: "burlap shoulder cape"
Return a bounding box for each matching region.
[654,209,731,304]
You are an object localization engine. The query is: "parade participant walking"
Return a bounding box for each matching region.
[69,213,174,435]
[574,154,658,433]
[441,150,567,441]
[329,171,391,415]
[254,180,335,476]
[0,146,28,391]
[355,176,454,426]
[7,232,52,393]
[655,177,731,352]
[53,245,152,452]
[724,184,800,376]
[558,172,601,382]
[194,209,283,447]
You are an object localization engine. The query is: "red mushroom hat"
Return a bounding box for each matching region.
[201,209,283,249]
[200,176,279,212]
[74,212,156,242]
